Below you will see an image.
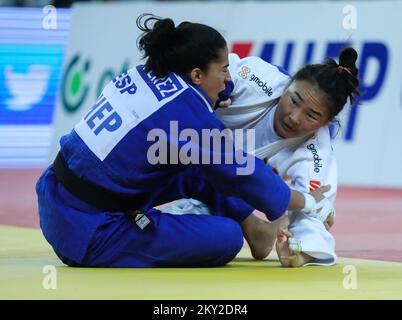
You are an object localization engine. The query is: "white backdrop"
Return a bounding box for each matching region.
[51,1,402,188]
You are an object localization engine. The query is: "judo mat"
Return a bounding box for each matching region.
[1,169,402,300]
[1,225,402,300]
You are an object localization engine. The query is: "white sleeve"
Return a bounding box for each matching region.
[283,127,338,264]
[286,126,338,203]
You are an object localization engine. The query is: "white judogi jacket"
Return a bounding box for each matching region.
[166,53,338,266]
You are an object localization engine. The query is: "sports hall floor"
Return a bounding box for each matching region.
[1,169,401,299]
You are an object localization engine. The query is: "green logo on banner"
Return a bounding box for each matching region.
[61,53,91,113]
[61,53,131,113]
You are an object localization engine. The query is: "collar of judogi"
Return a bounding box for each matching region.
[187,84,214,113]
[180,74,214,113]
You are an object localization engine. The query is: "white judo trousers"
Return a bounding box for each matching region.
[165,53,337,266]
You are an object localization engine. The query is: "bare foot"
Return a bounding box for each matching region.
[275,228,312,267]
[275,228,294,267]
[242,213,287,260]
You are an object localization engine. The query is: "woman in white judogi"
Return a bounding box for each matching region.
[166,47,360,267]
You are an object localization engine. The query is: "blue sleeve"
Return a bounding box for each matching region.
[214,80,234,110]
[147,86,291,220]
[201,152,290,220]
[168,97,290,220]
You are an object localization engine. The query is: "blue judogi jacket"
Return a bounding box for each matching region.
[36,65,290,263]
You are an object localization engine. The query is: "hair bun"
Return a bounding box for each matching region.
[151,18,176,45]
[136,13,227,78]
[137,14,176,51]
[339,47,358,76]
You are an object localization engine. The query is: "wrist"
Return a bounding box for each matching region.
[301,193,316,213]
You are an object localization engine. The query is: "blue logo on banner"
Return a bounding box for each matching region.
[0,44,64,125]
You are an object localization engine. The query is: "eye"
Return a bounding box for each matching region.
[307,113,318,120]
[291,97,297,105]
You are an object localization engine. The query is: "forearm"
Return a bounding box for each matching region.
[204,155,290,220]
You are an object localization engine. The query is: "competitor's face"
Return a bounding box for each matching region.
[193,47,231,105]
[274,80,330,139]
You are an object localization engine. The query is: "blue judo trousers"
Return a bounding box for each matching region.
[36,66,290,267]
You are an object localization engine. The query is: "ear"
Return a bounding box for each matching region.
[189,68,203,85]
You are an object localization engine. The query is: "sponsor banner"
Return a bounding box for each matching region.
[52,1,402,187]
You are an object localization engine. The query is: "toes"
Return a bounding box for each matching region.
[277,228,293,237]
[278,255,296,267]
[288,237,302,253]
[277,228,288,238]
[280,254,302,268]
[277,234,286,243]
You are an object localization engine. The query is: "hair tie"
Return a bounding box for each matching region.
[337,65,352,75]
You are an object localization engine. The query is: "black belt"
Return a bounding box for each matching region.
[53,152,149,212]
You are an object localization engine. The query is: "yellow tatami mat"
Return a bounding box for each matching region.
[1,225,401,300]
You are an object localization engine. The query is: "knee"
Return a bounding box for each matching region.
[57,253,82,267]
[227,219,244,254]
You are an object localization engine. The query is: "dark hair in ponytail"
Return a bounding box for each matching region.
[136,14,227,78]
[292,47,360,120]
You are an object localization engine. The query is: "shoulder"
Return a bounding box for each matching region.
[229,53,290,76]
[228,53,290,102]
[105,65,191,105]
[290,126,334,166]
[303,126,333,159]
[270,127,337,194]
[292,126,336,183]
[229,53,290,83]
